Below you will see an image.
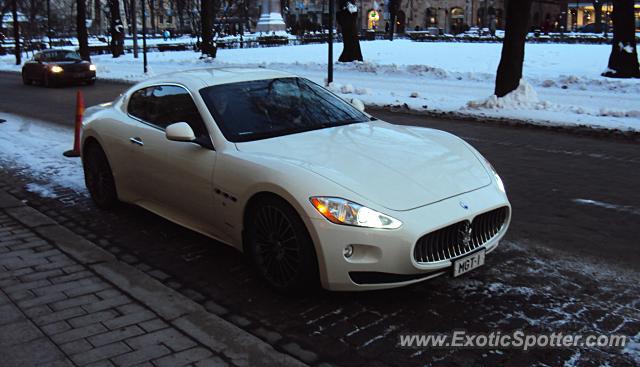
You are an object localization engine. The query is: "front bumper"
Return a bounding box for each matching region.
[50,70,96,83]
[306,184,511,291]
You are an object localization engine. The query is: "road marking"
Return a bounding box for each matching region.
[573,198,640,216]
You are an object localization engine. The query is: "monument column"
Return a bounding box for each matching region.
[256,0,287,32]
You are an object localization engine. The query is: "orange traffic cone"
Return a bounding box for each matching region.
[63,90,84,158]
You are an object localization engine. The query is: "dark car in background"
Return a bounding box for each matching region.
[21,49,96,87]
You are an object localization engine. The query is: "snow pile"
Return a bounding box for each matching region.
[466,79,550,110]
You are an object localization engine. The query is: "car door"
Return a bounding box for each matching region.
[127,85,221,238]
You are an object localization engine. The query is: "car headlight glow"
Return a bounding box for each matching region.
[89,64,97,71]
[310,197,402,229]
[50,65,63,73]
[483,158,506,193]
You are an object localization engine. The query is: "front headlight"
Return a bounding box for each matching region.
[310,197,402,229]
[50,65,63,73]
[484,158,506,193]
[89,64,97,71]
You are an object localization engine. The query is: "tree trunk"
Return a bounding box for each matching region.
[336,0,363,62]
[148,0,156,35]
[201,0,215,57]
[11,0,20,65]
[593,1,603,33]
[77,0,91,61]
[388,0,401,41]
[494,0,532,97]
[176,0,185,33]
[131,0,138,58]
[108,0,125,57]
[602,0,640,78]
[94,0,102,34]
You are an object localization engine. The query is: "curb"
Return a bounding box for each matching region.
[0,189,307,367]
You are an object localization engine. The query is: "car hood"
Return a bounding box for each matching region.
[235,121,492,211]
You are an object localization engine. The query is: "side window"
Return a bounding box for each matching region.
[149,85,209,139]
[127,87,154,122]
[128,85,209,141]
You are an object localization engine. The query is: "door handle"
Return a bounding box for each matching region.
[129,137,144,146]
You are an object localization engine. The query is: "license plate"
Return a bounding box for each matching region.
[453,249,485,277]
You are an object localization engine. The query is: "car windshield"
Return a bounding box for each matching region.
[199,77,369,142]
[44,51,82,61]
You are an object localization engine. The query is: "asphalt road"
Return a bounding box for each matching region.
[1,71,639,366]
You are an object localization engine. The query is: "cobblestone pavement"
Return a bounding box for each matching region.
[0,192,303,367]
[0,164,638,366]
[0,213,229,367]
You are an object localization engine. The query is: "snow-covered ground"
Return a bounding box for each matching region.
[2,40,639,132]
[0,113,85,196]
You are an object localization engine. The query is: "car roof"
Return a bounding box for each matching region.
[139,67,297,90]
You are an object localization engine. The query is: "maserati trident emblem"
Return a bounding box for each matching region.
[459,201,469,210]
[460,222,473,247]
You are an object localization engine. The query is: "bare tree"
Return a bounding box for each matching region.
[602,0,640,78]
[336,0,362,62]
[94,0,103,34]
[200,0,215,57]
[77,0,91,61]
[593,0,603,33]
[388,0,401,41]
[494,0,532,97]
[147,0,156,34]
[108,0,125,56]
[131,0,138,57]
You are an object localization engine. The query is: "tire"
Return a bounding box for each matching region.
[83,143,119,209]
[245,197,319,293]
[22,73,30,85]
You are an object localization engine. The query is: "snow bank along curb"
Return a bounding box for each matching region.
[0,189,307,367]
[372,104,640,141]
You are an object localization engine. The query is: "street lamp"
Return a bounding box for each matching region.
[141,0,148,73]
[327,0,334,85]
[47,0,51,48]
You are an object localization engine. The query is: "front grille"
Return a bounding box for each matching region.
[63,64,87,72]
[413,206,509,263]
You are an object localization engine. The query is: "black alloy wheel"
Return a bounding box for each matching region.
[246,197,319,292]
[83,143,119,209]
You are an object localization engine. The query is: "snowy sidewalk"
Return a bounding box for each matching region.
[0,189,305,367]
[3,40,637,132]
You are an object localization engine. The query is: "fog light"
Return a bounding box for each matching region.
[343,245,354,258]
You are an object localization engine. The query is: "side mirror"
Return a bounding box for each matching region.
[350,98,365,112]
[165,122,195,142]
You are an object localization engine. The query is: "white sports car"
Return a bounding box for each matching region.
[81,68,511,292]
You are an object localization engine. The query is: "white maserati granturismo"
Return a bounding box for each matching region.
[80,68,511,292]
